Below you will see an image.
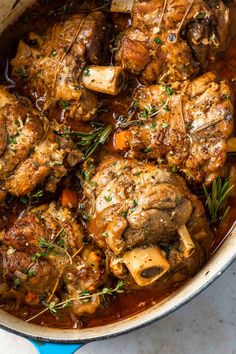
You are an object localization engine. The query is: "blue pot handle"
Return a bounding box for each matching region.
[30,340,84,354]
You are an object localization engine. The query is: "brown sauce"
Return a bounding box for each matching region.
[0,0,236,329]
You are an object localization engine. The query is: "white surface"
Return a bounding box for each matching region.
[0,261,236,354]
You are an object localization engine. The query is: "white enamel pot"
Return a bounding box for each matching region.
[0,1,235,354]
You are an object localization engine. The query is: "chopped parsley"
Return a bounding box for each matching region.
[15,66,28,80]
[162,122,168,129]
[104,195,112,202]
[50,48,57,57]
[121,209,129,218]
[8,135,17,145]
[13,278,21,287]
[143,147,153,153]
[154,37,164,45]
[83,67,90,77]
[172,165,177,173]
[28,269,36,277]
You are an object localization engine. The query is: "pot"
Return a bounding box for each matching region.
[0,1,235,354]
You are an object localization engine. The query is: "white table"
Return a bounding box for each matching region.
[1,261,236,354]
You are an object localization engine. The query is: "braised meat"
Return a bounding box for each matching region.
[0,202,106,316]
[11,12,111,121]
[113,72,233,185]
[0,87,82,199]
[84,155,211,286]
[115,0,229,83]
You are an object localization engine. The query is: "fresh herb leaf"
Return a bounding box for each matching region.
[104,195,112,202]
[26,280,125,323]
[50,48,57,57]
[121,209,129,218]
[203,177,234,224]
[14,278,21,287]
[161,122,168,129]
[59,99,70,111]
[164,84,175,96]
[27,269,36,277]
[83,67,90,77]
[15,66,28,80]
[140,106,158,119]
[154,37,164,45]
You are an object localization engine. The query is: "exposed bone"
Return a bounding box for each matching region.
[227,137,236,153]
[177,224,195,258]
[122,246,170,286]
[110,0,134,13]
[82,66,126,96]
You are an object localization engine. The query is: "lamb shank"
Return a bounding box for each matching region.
[115,0,229,84]
[83,155,211,287]
[0,87,82,201]
[113,72,233,185]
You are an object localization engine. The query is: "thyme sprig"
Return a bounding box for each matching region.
[26,280,125,323]
[203,177,234,224]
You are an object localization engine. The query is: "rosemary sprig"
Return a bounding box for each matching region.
[203,177,234,224]
[63,124,113,159]
[26,280,125,323]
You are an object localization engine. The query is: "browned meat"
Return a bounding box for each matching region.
[0,88,82,199]
[0,202,106,314]
[84,155,211,286]
[113,72,233,185]
[63,245,107,316]
[11,12,111,121]
[115,0,229,83]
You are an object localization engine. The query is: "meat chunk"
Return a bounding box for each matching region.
[115,0,229,83]
[0,87,82,199]
[11,12,111,121]
[0,201,84,303]
[0,202,106,315]
[84,155,211,286]
[63,245,107,316]
[113,72,233,185]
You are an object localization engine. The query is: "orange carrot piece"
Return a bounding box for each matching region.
[61,189,79,208]
[113,130,131,151]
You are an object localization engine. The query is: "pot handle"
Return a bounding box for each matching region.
[30,340,84,354]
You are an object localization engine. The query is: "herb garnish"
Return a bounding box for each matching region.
[164,84,175,96]
[140,106,158,119]
[26,280,125,323]
[154,37,164,45]
[83,67,90,77]
[59,99,70,111]
[65,123,112,159]
[203,177,234,224]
